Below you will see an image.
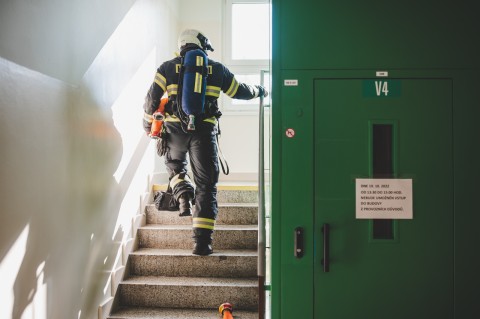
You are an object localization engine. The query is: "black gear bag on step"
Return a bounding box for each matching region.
[154,189,178,211]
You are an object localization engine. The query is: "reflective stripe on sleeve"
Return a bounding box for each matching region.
[154,72,167,91]
[144,112,153,123]
[225,78,239,97]
[167,84,178,96]
[193,217,215,230]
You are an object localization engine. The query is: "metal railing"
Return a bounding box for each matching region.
[258,69,269,319]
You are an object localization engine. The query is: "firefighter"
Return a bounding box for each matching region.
[143,29,268,255]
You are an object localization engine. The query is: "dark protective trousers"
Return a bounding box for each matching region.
[163,127,219,238]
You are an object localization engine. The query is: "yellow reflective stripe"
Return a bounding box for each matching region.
[164,113,180,121]
[193,217,215,230]
[203,116,218,125]
[206,85,221,97]
[226,78,239,97]
[208,65,212,74]
[176,64,181,73]
[144,112,153,123]
[194,217,215,223]
[194,57,204,93]
[170,178,184,188]
[164,114,181,122]
[167,84,178,96]
[169,173,191,189]
[193,224,215,230]
[194,73,202,93]
[154,72,166,91]
[164,113,216,124]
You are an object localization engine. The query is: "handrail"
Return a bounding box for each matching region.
[258,69,268,319]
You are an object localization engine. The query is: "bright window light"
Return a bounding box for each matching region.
[224,1,271,112]
[231,3,270,60]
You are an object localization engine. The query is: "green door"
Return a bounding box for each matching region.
[314,79,453,318]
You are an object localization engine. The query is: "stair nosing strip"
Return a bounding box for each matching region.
[130,248,258,256]
[146,203,258,209]
[120,275,258,287]
[139,224,257,230]
[153,184,258,191]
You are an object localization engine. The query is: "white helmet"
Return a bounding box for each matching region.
[178,29,214,52]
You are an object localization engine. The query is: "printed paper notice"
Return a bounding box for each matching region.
[356,179,413,219]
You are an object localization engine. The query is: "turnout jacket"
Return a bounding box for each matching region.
[143,54,262,132]
[142,50,266,238]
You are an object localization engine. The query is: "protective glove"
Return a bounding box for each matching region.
[143,119,152,136]
[255,85,269,98]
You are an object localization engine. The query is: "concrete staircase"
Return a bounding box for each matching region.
[108,185,259,319]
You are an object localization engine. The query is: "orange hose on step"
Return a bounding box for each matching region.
[219,303,233,319]
[149,97,168,138]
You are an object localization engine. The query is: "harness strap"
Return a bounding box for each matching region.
[216,122,229,175]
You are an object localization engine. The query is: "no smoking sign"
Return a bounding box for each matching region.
[285,128,295,138]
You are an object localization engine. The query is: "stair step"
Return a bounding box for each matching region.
[129,248,257,277]
[118,276,258,310]
[146,203,258,225]
[109,183,260,318]
[108,306,258,319]
[137,225,257,250]
[153,184,259,204]
[216,187,258,204]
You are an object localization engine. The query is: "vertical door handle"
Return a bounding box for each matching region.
[321,223,330,272]
[294,227,304,258]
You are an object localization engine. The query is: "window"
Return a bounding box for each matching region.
[231,2,270,61]
[223,0,271,112]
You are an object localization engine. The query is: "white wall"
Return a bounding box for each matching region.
[0,1,266,318]
[0,1,180,318]
[0,0,136,84]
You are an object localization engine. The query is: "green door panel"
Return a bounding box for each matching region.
[314,79,453,318]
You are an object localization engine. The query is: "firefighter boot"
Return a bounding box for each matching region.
[178,193,193,217]
[193,228,213,256]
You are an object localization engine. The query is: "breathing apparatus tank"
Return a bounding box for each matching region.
[180,49,208,130]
